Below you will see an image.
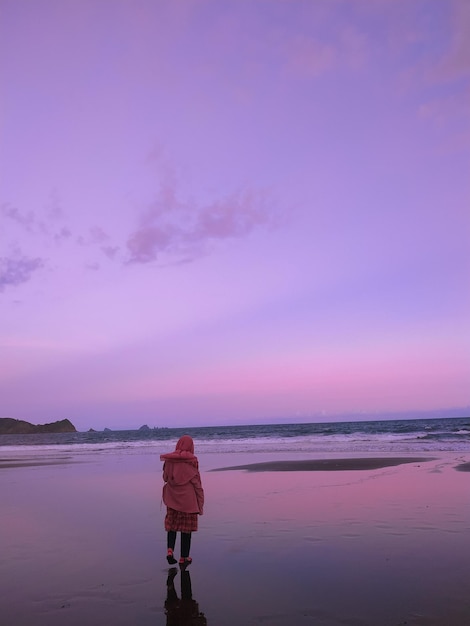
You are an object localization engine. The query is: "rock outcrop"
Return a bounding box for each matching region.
[0,418,77,435]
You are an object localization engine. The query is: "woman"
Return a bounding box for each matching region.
[160,435,204,567]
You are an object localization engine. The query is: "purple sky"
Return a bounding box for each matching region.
[1,0,469,431]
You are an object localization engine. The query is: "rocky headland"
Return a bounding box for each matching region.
[0,418,77,435]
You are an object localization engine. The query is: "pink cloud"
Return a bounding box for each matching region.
[418,85,470,125]
[433,0,470,82]
[340,25,368,71]
[388,1,469,150]
[194,191,269,239]
[282,35,336,78]
[126,188,271,264]
[127,225,176,263]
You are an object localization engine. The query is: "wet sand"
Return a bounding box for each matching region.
[1,448,470,625]
[209,456,435,472]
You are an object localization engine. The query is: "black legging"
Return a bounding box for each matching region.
[167,531,191,558]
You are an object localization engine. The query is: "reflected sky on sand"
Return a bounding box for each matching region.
[195,456,470,625]
[1,450,470,625]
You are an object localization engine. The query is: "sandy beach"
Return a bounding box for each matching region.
[1,448,470,625]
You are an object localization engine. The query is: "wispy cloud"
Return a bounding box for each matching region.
[282,35,336,79]
[433,0,470,82]
[1,202,36,232]
[126,188,271,264]
[410,1,470,151]
[2,198,70,242]
[0,255,45,292]
[2,176,273,282]
[101,245,120,260]
[53,227,73,244]
[1,195,119,287]
[2,196,114,249]
[76,226,111,247]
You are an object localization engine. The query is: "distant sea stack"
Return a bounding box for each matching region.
[0,418,77,435]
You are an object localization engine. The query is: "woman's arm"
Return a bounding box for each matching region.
[191,472,205,515]
[162,461,169,483]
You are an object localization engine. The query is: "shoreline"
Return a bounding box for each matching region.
[2,452,470,473]
[0,453,436,471]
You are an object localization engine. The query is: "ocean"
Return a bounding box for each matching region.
[1,416,469,455]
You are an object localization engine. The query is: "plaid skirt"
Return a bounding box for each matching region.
[165,507,198,533]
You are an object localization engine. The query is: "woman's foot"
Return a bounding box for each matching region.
[166,549,177,565]
[179,557,192,569]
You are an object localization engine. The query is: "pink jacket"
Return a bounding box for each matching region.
[160,436,204,515]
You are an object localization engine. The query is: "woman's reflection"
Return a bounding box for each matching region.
[165,567,207,625]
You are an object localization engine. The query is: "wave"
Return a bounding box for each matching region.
[0,416,469,454]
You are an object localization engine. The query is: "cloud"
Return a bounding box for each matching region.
[1,197,62,237]
[53,226,73,243]
[408,1,470,151]
[88,226,109,244]
[339,25,368,71]
[418,85,470,125]
[44,189,65,221]
[1,198,65,240]
[126,189,271,264]
[101,245,120,260]
[2,196,113,251]
[76,226,110,247]
[127,226,176,263]
[194,191,269,239]
[0,203,36,232]
[1,194,121,288]
[433,0,470,83]
[282,35,336,79]
[0,255,45,292]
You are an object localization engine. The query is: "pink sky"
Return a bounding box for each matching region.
[1,0,469,430]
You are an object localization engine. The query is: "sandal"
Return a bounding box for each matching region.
[166,549,177,565]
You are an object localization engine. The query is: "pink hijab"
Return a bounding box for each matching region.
[160,435,198,466]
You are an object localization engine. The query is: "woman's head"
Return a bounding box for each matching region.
[175,435,194,455]
[160,434,197,465]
